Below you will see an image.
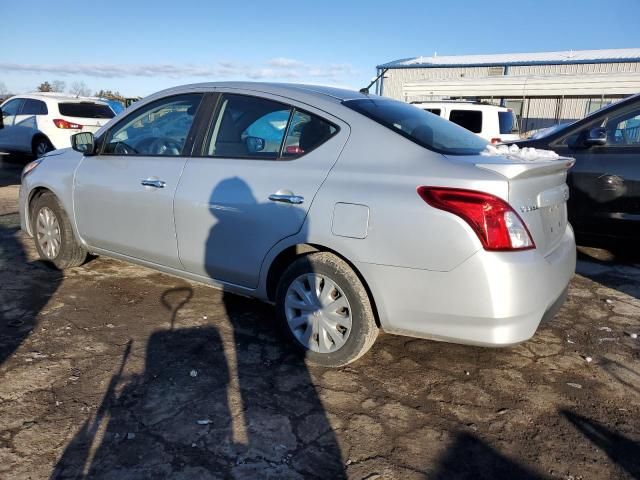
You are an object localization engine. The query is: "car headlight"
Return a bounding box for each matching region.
[22,159,42,177]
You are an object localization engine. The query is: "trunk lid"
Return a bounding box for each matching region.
[448,149,575,256]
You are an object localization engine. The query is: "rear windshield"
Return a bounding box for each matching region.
[343,98,487,155]
[58,102,115,119]
[499,111,518,134]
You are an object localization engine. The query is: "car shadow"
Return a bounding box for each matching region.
[0,223,62,367]
[561,409,640,479]
[431,431,545,480]
[576,247,640,300]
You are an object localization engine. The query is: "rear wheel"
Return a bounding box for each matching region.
[32,137,52,158]
[31,192,87,269]
[275,252,378,367]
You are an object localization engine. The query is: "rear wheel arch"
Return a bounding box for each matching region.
[265,242,381,328]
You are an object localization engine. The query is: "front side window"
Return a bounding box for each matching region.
[103,94,202,156]
[343,99,487,155]
[207,94,291,159]
[449,110,483,134]
[606,109,640,146]
[21,99,48,115]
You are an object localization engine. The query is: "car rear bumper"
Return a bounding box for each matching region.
[357,225,576,346]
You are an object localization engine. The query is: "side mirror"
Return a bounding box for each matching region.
[245,136,265,153]
[584,127,607,147]
[0,108,4,129]
[71,132,96,155]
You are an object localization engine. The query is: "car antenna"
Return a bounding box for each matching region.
[359,68,388,95]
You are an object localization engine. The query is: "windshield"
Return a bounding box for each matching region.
[343,98,487,155]
[58,102,115,119]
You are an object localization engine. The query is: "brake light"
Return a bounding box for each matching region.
[491,137,502,144]
[53,119,82,129]
[417,187,535,251]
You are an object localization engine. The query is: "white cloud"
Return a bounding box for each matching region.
[0,58,356,83]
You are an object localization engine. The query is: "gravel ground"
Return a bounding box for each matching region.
[1,159,639,479]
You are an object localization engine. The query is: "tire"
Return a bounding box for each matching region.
[31,192,87,269]
[275,252,378,367]
[32,137,53,158]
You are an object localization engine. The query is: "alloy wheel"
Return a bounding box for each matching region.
[36,207,61,259]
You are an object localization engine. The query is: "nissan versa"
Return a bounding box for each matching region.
[19,83,576,366]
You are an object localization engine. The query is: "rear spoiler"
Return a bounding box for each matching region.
[475,157,575,180]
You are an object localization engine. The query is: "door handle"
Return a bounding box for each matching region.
[141,179,166,188]
[269,193,304,204]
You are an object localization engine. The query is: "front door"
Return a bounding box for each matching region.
[74,93,204,269]
[174,92,348,288]
[556,101,640,239]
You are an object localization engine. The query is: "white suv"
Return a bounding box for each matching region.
[411,101,520,143]
[0,93,115,157]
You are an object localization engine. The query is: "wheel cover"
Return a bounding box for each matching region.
[36,141,49,158]
[36,207,61,259]
[285,273,352,353]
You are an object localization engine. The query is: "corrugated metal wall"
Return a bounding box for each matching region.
[381,62,640,134]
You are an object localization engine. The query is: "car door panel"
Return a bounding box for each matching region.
[73,93,204,269]
[174,93,349,289]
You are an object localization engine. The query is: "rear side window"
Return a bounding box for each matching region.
[21,99,48,115]
[283,111,337,157]
[207,94,338,159]
[449,110,482,133]
[498,111,518,134]
[343,99,487,155]
[424,108,441,116]
[58,102,114,119]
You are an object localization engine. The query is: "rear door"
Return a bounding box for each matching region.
[13,99,48,149]
[0,98,24,151]
[174,91,348,288]
[74,93,204,269]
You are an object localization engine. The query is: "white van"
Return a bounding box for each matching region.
[411,101,520,143]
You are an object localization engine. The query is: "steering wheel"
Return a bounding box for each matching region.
[148,137,183,155]
[113,142,138,155]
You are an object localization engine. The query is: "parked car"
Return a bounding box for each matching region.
[19,83,575,366]
[511,93,640,244]
[411,100,520,143]
[0,93,115,158]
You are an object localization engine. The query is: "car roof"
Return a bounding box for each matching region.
[412,101,508,111]
[149,82,374,103]
[10,93,110,104]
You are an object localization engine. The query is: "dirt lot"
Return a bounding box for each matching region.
[1,158,639,479]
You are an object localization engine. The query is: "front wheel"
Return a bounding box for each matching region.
[31,192,87,269]
[275,252,378,367]
[32,137,53,158]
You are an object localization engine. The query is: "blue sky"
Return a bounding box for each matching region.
[1,0,639,97]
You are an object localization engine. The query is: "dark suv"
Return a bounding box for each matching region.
[513,94,640,245]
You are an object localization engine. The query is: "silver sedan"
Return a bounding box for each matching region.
[19,82,576,366]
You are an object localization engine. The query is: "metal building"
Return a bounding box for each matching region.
[376,48,640,135]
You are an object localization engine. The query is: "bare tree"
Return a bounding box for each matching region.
[0,81,8,96]
[37,81,53,92]
[70,81,92,97]
[51,80,66,92]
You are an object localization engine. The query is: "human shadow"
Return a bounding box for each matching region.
[562,409,640,479]
[431,431,545,480]
[50,290,241,478]
[0,223,62,366]
[50,177,345,478]
[208,177,346,478]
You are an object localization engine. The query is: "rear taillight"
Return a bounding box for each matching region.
[53,119,82,129]
[490,137,502,144]
[417,186,535,251]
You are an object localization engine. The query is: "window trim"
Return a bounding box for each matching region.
[197,92,340,161]
[97,93,205,157]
